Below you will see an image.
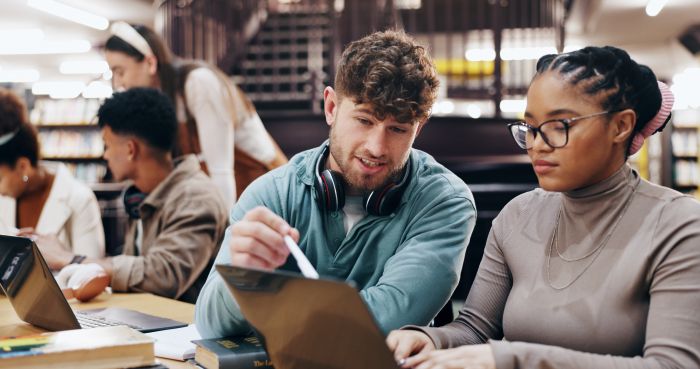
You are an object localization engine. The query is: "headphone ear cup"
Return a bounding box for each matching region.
[315,169,346,212]
[122,186,146,219]
[363,156,412,216]
[364,183,404,216]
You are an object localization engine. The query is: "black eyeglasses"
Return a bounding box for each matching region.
[507,110,616,150]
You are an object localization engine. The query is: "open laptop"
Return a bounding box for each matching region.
[0,235,187,333]
[215,264,401,369]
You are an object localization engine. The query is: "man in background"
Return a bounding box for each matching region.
[40,88,228,303]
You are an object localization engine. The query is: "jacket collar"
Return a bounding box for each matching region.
[140,154,201,210]
[35,162,73,233]
[296,140,329,186]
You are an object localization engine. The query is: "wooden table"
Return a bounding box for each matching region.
[0,292,198,369]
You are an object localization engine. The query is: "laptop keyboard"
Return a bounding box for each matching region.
[74,310,143,330]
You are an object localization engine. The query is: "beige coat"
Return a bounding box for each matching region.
[0,162,105,258]
[110,155,228,303]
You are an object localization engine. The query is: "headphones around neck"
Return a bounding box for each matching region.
[123,185,147,219]
[313,144,411,216]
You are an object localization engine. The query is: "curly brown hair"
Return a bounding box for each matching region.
[334,30,439,124]
[0,88,28,135]
[0,88,39,167]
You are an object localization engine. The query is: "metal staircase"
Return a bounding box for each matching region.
[232,6,334,113]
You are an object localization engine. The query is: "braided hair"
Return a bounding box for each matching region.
[535,46,663,154]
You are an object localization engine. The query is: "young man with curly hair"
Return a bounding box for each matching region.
[195,30,476,337]
[42,88,228,303]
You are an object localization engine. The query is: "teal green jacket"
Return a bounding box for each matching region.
[194,143,476,338]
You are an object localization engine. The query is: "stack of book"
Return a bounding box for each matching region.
[192,335,272,369]
[0,326,155,369]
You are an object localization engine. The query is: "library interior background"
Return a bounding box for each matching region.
[2,0,700,298]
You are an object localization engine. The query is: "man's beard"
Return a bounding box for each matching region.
[328,130,406,193]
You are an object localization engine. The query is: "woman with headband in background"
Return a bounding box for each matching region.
[104,22,287,208]
[0,88,105,269]
[387,46,700,369]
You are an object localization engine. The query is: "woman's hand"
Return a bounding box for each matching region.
[386,330,436,367]
[31,233,73,270]
[404,344,496,369]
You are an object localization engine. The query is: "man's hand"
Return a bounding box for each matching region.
[56,263,109,302]
[229,206,298,270]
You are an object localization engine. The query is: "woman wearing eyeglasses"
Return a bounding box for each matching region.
[387,46,700,369]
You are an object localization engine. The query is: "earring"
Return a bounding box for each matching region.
[22,175,28,183]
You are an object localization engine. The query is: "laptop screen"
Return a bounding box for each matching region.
[0,235,81,331]
[216,264,399,369]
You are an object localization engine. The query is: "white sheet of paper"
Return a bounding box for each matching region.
[146,324,201,361]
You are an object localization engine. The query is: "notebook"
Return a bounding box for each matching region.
[0,235,187,333]
[215,264,400,369]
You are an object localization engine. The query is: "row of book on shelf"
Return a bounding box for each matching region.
[38,130,103,159]
[675,159,699,187]
[62,162,108,183]
[671,130,698,157]
[0,324,271,369]
[30,98,101,126]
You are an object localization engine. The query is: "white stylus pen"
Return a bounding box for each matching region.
[283,235,319,279]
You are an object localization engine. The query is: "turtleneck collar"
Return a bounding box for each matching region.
[550,164,642,270]
[563,164,639,201]
[562,164,640,220]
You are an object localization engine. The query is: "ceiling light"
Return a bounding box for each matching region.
[671,68,700,109]
[500,47,557,61]
[433,100,455,115]
[466,104,482,119]
[0,40,91,55]
[645,0,668,17]
[82,80,112,99]
[32,81,85,99]
[27,0,109,30]
[60,60,109,74]
[500,99,527,113]
[0,69,40,83]
[0,28,44,43]
[465,49,496,62]
[465,47,558,62]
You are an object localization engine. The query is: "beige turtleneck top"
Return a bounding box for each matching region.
[415,164,700,368]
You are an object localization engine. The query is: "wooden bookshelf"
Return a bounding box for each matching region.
[670,110,700,198]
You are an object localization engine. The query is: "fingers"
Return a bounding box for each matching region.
[230,207,298,270]
[230,245,282,270]
[244,206,294,236]
[17,227,36,237]
[387,330,435,368]
[231,221,288,260]
[56,264,82,288]
[288,226,300,244]
[404,352,430,369]
[387,331,414,363]
[410,345,496,369]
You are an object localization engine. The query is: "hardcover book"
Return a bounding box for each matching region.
[0,325,155,369]
[192,335,272,369]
